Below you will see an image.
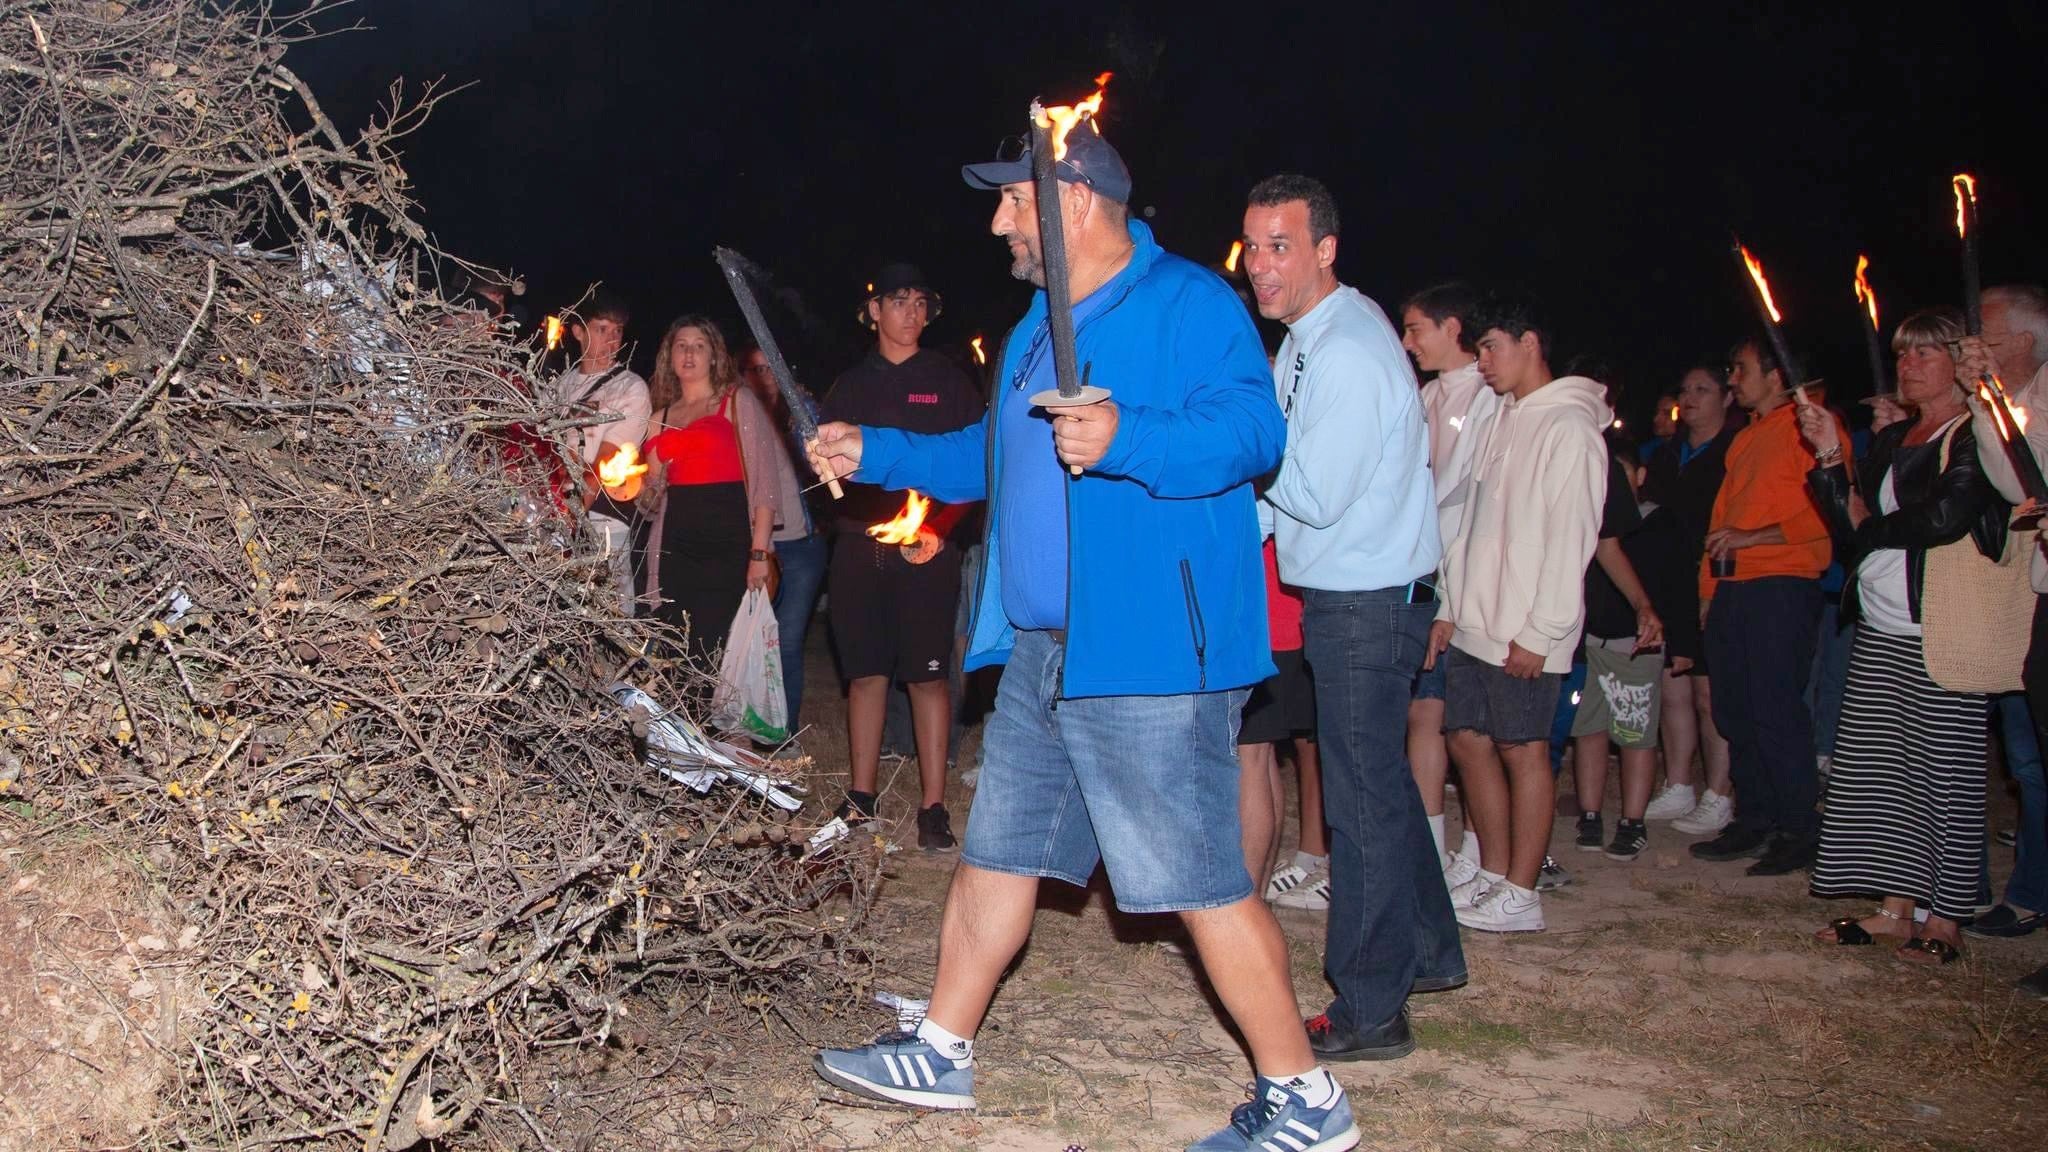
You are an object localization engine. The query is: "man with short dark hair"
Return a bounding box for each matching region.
[1428,294,1608,933]
[812,121,1359,1152]
[1399,281,1501,887]
[546,291,648,615]
[1243,173,1464,1062]
[1690,339,1841,875]
[823,265,982,846]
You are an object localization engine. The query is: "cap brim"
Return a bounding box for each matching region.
[962,160,1032,190]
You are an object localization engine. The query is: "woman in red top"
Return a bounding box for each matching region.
[640,317,782,668]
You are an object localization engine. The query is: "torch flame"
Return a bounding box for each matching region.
[1982,380,2030,438]
[1225,240,1243,274]
[1037,73,1113,162]
[969,336,986,365]
[544,314,564,351]
[1853,255,1879,331]
[1953,173,1977,238]
[867,490,932,545]
[1739,244,1783,324]
[597,443,649,493]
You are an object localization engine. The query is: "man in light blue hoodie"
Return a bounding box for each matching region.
[1242,174,1465,1064]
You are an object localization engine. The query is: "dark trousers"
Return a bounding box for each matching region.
[1705,576,1822,841]
[1302,587,1465,1032]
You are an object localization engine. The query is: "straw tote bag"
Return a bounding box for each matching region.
[1921,422,2035,693]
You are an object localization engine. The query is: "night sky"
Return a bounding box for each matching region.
[291,1,2047,424]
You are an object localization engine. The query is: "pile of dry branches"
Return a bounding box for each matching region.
[0,3,877,1147]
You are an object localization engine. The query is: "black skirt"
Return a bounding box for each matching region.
[654,480,750,666]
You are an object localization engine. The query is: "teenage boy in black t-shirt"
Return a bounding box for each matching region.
[822,264,983,848]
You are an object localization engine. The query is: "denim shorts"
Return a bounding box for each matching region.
[1411,651,1448,701]
[961,629,1254,913]
[1443,645,1562,745]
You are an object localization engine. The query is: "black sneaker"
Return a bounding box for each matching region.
[1537,855,1572,890]
[1746,834,1816,877]
[917,803,957,851]
[1575,811,1604,852]
[1605,819,1648,861]
[1689,824,1771,862]
[835,790,878,824]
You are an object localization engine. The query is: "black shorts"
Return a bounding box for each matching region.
[828,534,964,682]
[1237,648,1317,746]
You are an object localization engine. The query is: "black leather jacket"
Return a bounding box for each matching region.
[1806,416,2007,625]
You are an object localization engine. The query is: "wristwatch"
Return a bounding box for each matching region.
[749,549,772,561]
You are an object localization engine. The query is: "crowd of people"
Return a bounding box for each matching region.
[529,107,2048,1152]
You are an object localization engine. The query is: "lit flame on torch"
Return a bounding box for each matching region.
[1853,254,1879,331]
[545,314,564,351]
[1953,173,1977,238]
[597,443,649,499]
[1225,241,1243,274]
[1981,381,2030,438]
[1038,72,1113,161]
[867,490,933,548]
[970,336,986,365]
[1739,245,1782,324]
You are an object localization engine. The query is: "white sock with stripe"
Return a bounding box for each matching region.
[1428,814,1448,865]
[1280,1065,1340,1109]
[1291,850,1327,873]
[915,1017,974,1065]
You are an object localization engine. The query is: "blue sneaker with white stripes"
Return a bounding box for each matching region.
[1187,1076,1359,1152]
[814,1030,975,1110]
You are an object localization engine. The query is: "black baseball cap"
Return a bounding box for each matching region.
[860,263,943,328]
[961,121,1133,204]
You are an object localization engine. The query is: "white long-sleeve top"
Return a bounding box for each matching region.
[1971,360,2048,593]
[1422,362,1502,554]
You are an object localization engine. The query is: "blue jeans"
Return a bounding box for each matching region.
[1810,597,1855,758]
[1998,692,2047,911]
[772,533,827,729]
[1302,588,1466,1031]
[961,630,1252,913]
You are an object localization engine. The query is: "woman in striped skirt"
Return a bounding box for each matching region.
[1797,307,2008,964]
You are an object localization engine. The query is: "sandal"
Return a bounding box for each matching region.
[1897,936,1962,966]
[1817,907,1907,946]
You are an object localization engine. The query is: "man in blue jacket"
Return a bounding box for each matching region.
[810,126,1362,1152]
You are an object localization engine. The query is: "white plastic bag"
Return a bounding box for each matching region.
[711,589,788,744]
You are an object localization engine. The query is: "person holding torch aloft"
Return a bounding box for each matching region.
[809,101,1365,1152]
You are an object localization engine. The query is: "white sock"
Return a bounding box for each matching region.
[1478,868,1505,886]
[1428,814,1448,864]
[1280,1065,1341,1109]
[915,1017,974,1064]
[1461,829,1480,859]
[1292,850,1327,873]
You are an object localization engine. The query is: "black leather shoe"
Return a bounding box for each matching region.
[1746,835,1817,877]
[1305,1007,1415,1061]
[2017,963,2048,1001]
[1964,904,2044,939]
[1411,972,1468,994]
[1690,824,1771,862]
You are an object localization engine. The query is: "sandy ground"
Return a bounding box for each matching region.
[782,624,2048,1152]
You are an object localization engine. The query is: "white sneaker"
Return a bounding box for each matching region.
[1274,871,1331,910]
[1442,850,1481,892]
[1449,869,1501,910]
[1265,863,1311,902]
[1643,782,1698,821]
[1671,790,1734,835]
[1457,881,1545,932]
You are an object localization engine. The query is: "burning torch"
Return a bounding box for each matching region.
[1950,174,2046,522]
[713,247,843,499]
[1852,256,1890,400]
[1027,76,1114,475]
[1732,239,1808,404]
[867,490,940,565]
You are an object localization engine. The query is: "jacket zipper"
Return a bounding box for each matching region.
[1180,558,1208,691]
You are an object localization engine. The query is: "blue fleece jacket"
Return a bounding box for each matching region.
[855,220,1283,698]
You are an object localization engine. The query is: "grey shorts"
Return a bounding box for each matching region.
[1443,645,1562,745]
[1568,637,1664,748]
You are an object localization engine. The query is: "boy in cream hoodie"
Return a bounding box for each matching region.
[1425,294,1608,932]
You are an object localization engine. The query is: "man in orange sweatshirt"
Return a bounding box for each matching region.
[1691,338,1844,876]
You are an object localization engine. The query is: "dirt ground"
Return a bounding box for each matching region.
[784,630,2048,1152]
